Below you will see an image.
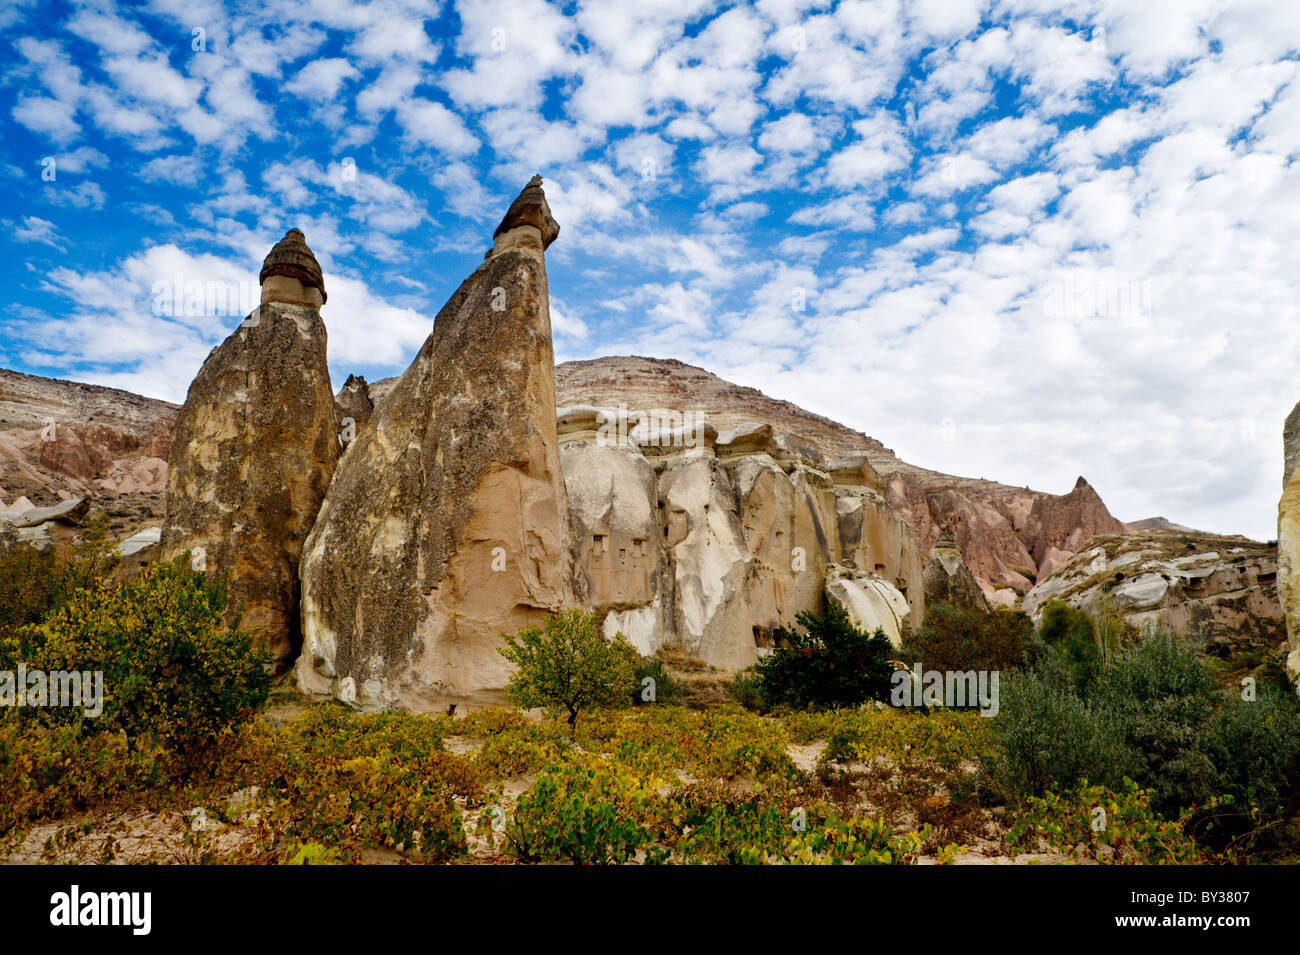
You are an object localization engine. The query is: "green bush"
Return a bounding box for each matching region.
[1,557,271,757]
[756,604,895,710]
[1094,631,1220,815]
[981,668,1133,802]
[498,609,639,737]
[902,603,1041,674]
[1206,689,1300,819]
[631,656,683,706]
[727,668,766,712]
[1037,600,1101,690]
[506,762,654,864]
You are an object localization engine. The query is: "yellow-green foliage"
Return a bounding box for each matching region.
[1006,780,1217,864]
[244,705,482,862]
[580,704,797,782]
[0,722,162,839]
[2,558,270,756]
[781,706,992,767]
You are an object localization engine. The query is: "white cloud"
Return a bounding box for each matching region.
[284,57,360,101]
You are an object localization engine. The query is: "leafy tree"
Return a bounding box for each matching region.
[901,603,1041,674]
[756,603,895,710]
[498,609,639,737]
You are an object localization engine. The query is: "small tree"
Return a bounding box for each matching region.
[757,604,896,710]
[498,609,638,737]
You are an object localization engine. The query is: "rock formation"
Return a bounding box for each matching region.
[1279,401,1300,678]
[0,495,91,551]
[924,528,990,612]
[1022,531,1283,657]
[161,229,338,669]
[335,374,373,434]
[0,367,174,539]
[297,176,577,710]
[552,356,1128,604]
[555,401,918,668]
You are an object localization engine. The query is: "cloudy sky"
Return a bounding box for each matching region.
[1,0,1297,540]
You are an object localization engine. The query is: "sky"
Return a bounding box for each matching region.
[1,0,1298,541]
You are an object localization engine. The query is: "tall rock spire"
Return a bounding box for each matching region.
[161,230,338,669]
[1280,401,1300,681]
[297,177,577,710]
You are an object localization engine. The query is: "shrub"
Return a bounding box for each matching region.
[982,669,1134,803]
[756,604,895,710]
[1038,600,1101,690]
[262,716,476,861]
[1094,631,1221,815]
[727,668,766,712]
[902,603,1041,674]
[0,512,118,637]
[498,609,639,737]
[506,762,654,864]
[1206,689,1300,823]
[1,558,271,757]
[631,656,683,706]
[1006,780,1212,864]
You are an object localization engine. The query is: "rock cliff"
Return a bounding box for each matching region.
[1022,531,1284,657]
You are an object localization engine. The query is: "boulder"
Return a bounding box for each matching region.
[117,526,161,568]
[161,229,339,669]
[825,567,912,648]
[297,177,576,709]
[923,528,990,612]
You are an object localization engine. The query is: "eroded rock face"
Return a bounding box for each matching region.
[825,567,912,647]
[561,438,668,656]
[1279,401,1300,677]
[658,457,755,670]
[1022,532,1284,657]
[1022,477,1127,580]
[834,486,924,624]
[924,529,990,613]
[335,374,373,435]
[161,230,338,669]
[297,178,576,709]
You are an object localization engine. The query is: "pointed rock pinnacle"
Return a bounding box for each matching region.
[493,174,560,250]
[260,228,327,303]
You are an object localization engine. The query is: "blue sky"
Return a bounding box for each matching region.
[1,0,1298,540]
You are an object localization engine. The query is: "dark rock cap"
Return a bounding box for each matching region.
[260,228,327,302]
[493,175,560,249]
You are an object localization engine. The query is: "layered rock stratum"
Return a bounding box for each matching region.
[1022,531,1284,657]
